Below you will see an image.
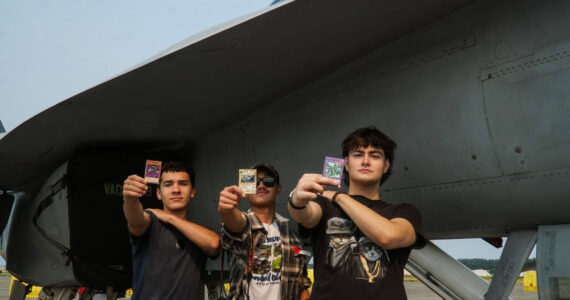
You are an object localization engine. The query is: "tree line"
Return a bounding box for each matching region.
[458,258,536,274]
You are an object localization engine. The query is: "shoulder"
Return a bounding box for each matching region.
[245,210,265,231]
[392,203,422,219]
[244,209,257,222]
[144,210,159,227]
[145,209,155,218]
[378,202,422,226]
[221,210,251,238]
[391,203,426,249]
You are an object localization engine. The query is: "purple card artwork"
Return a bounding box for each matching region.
[322,156,345,185]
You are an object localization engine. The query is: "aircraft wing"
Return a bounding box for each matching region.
[0,0,475,191]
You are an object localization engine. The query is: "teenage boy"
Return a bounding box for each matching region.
[218,162,311,300]
[288,126,425,299]
[122,161,220,300]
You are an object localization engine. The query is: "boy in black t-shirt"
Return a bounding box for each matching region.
[288,126,426,299]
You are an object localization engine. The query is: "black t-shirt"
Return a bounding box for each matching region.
[130,211,206,300]
[303,195,425,300]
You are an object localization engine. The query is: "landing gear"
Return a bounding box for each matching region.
[406,240,489,299]
[537,224,570,300]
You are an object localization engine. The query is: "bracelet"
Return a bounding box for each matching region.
[331,192,348,204]
[288,188,307,210]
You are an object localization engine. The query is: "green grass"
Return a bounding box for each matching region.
[404,275,419,281]
[405,274,524,284]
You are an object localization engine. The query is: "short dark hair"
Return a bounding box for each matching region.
[159,161,196,186]
[342,126,397,186]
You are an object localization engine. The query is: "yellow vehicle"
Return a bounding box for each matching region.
[10,276,42,298]
[524,271,538,292]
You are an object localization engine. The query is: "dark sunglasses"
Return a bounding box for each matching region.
[256,177,276,187]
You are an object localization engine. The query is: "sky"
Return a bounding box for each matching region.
[0,0,271,132]
[0,1,537,263]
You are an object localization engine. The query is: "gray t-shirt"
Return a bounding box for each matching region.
[130,211,206,300]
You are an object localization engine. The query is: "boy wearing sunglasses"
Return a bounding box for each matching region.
[218,162,311,300]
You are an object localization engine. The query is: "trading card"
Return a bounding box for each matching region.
[323,156,345,187]
[239,169,257,195]
[144,160,162,184]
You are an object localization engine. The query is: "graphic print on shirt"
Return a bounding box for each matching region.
[252,235,282,285]
[325,217,390,283]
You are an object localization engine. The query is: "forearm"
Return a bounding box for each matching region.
[123,199,148,236]
[288,201,321,229]
[168,215,221,257]
[220,208,246,234]
[335,194,415,249]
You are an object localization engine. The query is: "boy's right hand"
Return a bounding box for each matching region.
[291,173,339,208]
[218,185,244,214]
[123,175,148,202]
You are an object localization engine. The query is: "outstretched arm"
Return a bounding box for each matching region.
[218,185,247,234]
[122,175,151,236]
[325,191,417,250]
[288,174,338,229]
[147,209,221,257]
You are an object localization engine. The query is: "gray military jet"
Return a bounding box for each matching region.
[1,0,569,299]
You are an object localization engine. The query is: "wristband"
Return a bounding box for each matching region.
[288,188,307,210]
[331,191,348,204]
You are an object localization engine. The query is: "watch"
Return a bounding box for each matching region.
[288,188,307,210]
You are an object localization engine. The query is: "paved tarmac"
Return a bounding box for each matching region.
[0,276,10,300]
[404,280,538,300]
[1,275,538,300]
